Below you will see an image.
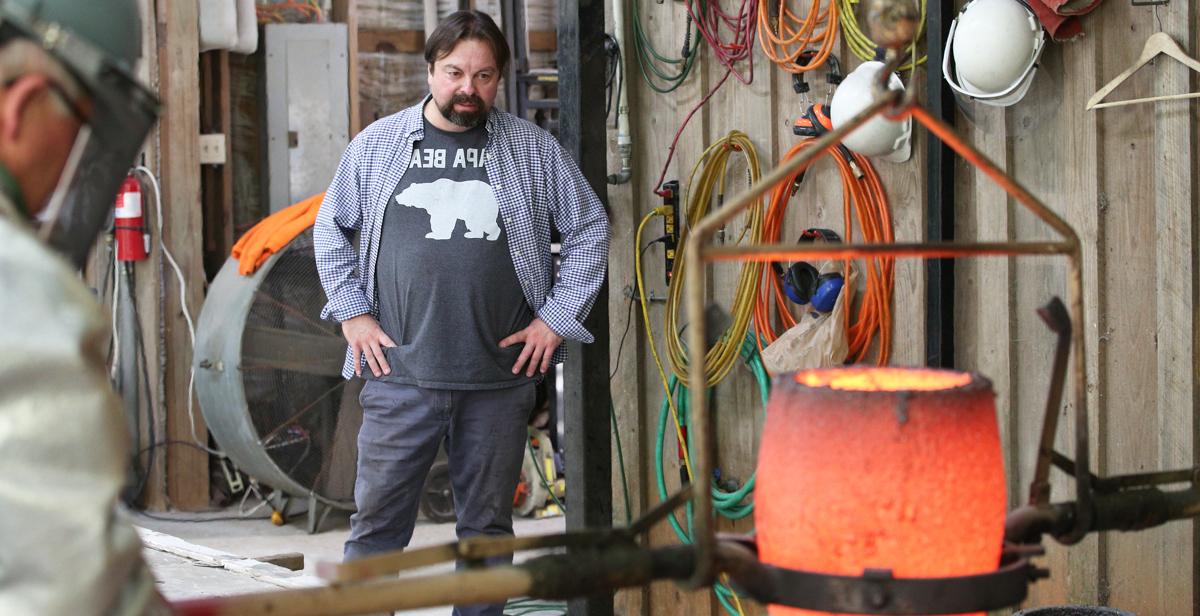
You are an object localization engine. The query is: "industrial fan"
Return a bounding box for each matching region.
[194,229,361,532]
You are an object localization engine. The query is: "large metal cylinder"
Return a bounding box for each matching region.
[193,230,360,509]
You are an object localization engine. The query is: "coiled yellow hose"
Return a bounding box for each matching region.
[837,0,927,71]
[665,131,765,388]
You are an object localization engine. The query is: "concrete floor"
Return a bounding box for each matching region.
[133,506,566,615]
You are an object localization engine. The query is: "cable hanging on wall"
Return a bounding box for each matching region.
[665,131,765,388]
[255,0,325,23]
[631,0,700,93]
[634,203,764,616]
[756,0,839,73]
[685,0,759,84]
[837,0,927,70]
[654,335,768,616]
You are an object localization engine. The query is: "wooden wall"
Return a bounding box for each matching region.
[955,0,1199,610]
[607,0,1199,614]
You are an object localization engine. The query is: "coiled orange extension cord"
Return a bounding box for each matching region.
[753,139,894,365]
[756,0,838,73]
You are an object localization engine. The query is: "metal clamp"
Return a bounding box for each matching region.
[719,539,1047,615]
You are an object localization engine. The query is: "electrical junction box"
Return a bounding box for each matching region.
[264,23,350,213]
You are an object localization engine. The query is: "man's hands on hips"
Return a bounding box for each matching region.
[342,314,395,378]
[499,318,563,377]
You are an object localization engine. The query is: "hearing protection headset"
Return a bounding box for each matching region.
[772,228,844,313]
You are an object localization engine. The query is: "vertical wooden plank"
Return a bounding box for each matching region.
[157,0,209,510]
[707,36,773,616]
[882,69,926,367]
[1118,1,1195,609]
[1092,3,1174,611]
[632,0,717,613]
[1193,10,1200,607]
[1149,0,1194,611]
[1065,26,1099,607]
[131,0,169,511]
[1193,6,1200,607]
[1058,25,1105,610]
[606,8,650,616]
[332,0,362,137]
[957,99,1015,506]
[627,16,671,616]
[1006,41,1102,607]
[424,0,440,41]
[608,182,650,614]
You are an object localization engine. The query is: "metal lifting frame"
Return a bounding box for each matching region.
[679,49,1093,586]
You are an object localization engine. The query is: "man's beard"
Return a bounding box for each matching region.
[437,93,487,128]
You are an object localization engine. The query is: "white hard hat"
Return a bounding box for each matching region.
[830,61,912,163]
[943,0,1046,107]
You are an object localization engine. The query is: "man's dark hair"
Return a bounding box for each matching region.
[424,11,510,76]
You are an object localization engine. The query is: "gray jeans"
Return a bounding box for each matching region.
[345,379,535,616]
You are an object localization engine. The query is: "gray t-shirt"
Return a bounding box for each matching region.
[373,118,534,389]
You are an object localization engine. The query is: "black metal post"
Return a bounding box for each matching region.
[925,0,956,368]
[499,0,526,115]
[557,0,613,614]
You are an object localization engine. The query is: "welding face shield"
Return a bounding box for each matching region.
[0,3,160,268]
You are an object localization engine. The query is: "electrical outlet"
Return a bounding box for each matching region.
[661,180,680,285]
[199,133,227,165]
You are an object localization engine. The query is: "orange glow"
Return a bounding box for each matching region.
[756,367,1006,616]
[795,366,973,392]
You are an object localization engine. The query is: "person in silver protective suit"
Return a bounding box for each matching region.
[0,0,165,614]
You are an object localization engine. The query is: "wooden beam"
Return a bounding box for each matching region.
[156,0,209,511]
[132,0,169,512]
[332,0,361,138]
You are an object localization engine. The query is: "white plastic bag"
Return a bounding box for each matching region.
[761,265,853,374]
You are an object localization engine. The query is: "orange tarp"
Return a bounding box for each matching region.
[231,192,324,275]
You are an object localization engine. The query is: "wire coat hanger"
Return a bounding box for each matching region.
[1085,31,1200,110]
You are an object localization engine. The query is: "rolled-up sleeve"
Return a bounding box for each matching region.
[315,135,372,322]
[537,141,609,343]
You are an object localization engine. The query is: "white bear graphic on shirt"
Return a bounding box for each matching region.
[395,178,501,241]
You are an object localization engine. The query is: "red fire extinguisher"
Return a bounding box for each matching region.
[114,174,148,262]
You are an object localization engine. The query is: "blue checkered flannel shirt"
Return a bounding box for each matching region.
[314,97,610,379]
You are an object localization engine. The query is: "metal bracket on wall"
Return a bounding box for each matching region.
[623,285,666,303]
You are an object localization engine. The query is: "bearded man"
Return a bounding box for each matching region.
[314,10,608,616]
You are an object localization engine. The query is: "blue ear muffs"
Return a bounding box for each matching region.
[782,262,819,304]
[809,273,844,312]
[777,228,845,313]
